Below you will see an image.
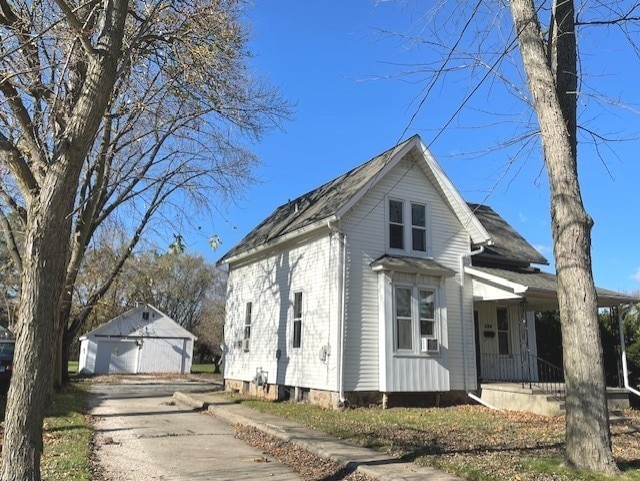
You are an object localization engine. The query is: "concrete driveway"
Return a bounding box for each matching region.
[89,378,302,481]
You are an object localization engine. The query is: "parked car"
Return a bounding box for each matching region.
[0,339,15,385]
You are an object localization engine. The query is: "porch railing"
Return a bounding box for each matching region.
[480,353,565,402]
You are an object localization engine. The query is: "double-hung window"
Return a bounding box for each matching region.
[419,289,437,352]
[411,203,427,252]
[292,292,303,348]
[394,285,439,354]
[388,199,428,253]
[243,302,252,351]
[389,199,405,250]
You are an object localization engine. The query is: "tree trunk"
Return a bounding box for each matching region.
[0,3,128,478]
[509,0,618,474]
[0,179,76,481]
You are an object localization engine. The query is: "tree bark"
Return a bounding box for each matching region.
[0,2,128,478]
[509,0,618,474]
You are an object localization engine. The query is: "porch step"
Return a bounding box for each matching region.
[479,384,565,416]
[479,384,630,417]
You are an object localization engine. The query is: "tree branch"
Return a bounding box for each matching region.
[53,0,95,54]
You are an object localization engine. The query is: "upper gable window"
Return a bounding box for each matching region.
[388,199,404,250]
[388,199,428,254]
[411,203,426,252]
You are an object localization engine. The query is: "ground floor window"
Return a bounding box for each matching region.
[394,285,438,354]
[292,292,303,348]
[243,302,252,351]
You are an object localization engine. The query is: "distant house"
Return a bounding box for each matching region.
[78,304,196,375]
[217,135,634,412]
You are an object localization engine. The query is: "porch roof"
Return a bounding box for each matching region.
[466,265,638,308]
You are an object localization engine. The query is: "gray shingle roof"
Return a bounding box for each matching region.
[218,137,416,263]
[470,265,637,305]
[468,203,549,266]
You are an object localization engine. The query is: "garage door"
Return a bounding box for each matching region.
[94,340,139,374]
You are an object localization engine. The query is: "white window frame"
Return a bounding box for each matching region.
[292,291,303,349]
[388,198,405,250]
[410,202,427,253]
[243,302,252,352]
[386,198,430,256]
[393,284,440,355]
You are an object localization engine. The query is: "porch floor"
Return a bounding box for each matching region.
[479,383,630,416]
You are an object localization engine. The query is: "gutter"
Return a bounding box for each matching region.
[220,215,339,266]
[617,307,640,399]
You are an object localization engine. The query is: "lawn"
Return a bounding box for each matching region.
[0,382,92,481]
[238,399,640,481]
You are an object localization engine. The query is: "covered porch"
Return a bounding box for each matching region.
[467,264,638,415]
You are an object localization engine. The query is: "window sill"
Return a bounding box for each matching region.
[393,352,441,359]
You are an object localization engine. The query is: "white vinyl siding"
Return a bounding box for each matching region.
[341,152,472,392]
[223,233,341,391]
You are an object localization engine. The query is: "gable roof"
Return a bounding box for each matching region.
[468,203,549,266]
[80,304,196,340]
[219,135,491,264]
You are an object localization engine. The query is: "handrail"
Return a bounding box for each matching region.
[479,353,565,402]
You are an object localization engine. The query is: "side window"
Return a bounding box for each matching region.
[419,289,437,352]
[496,307,511,355]
[389,199,404,250]
[394,286,412,350]
[292,292,303,348]
[411,203,427,252]
[243,302,252,351]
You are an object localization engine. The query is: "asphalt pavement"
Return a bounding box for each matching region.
[89,378,302,480]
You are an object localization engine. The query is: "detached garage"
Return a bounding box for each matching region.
[78,304,197,375]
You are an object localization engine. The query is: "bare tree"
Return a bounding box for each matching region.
[509,0,618,473]
[0,1,288,479]
[377,0,640,474]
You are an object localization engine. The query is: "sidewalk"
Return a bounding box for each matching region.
[173,390,464,481]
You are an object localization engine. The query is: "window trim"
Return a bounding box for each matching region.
[393,283,440,356]
[388,198,405,250]
[386,197,429,256]
[243,302,252,351]
[292,291,303,349]
[411,202,427,253]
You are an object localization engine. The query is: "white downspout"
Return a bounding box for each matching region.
[617,306,640,398]
[460,245,500,410]
[337,232,347,404]
[460,246,484,392]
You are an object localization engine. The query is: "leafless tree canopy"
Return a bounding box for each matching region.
[0,1,289,479]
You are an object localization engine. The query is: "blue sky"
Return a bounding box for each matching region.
[199,1,640,293]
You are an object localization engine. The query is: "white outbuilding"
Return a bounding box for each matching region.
[78,304,197,375]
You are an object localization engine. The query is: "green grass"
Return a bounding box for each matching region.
[68,360,78,374]
[0,380,92,480]
[41,384,92,481]
[235,398,640,481]
[191,363,215,373]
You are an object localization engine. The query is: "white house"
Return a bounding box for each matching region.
[78,304,196,375]
[218,135,634,411]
